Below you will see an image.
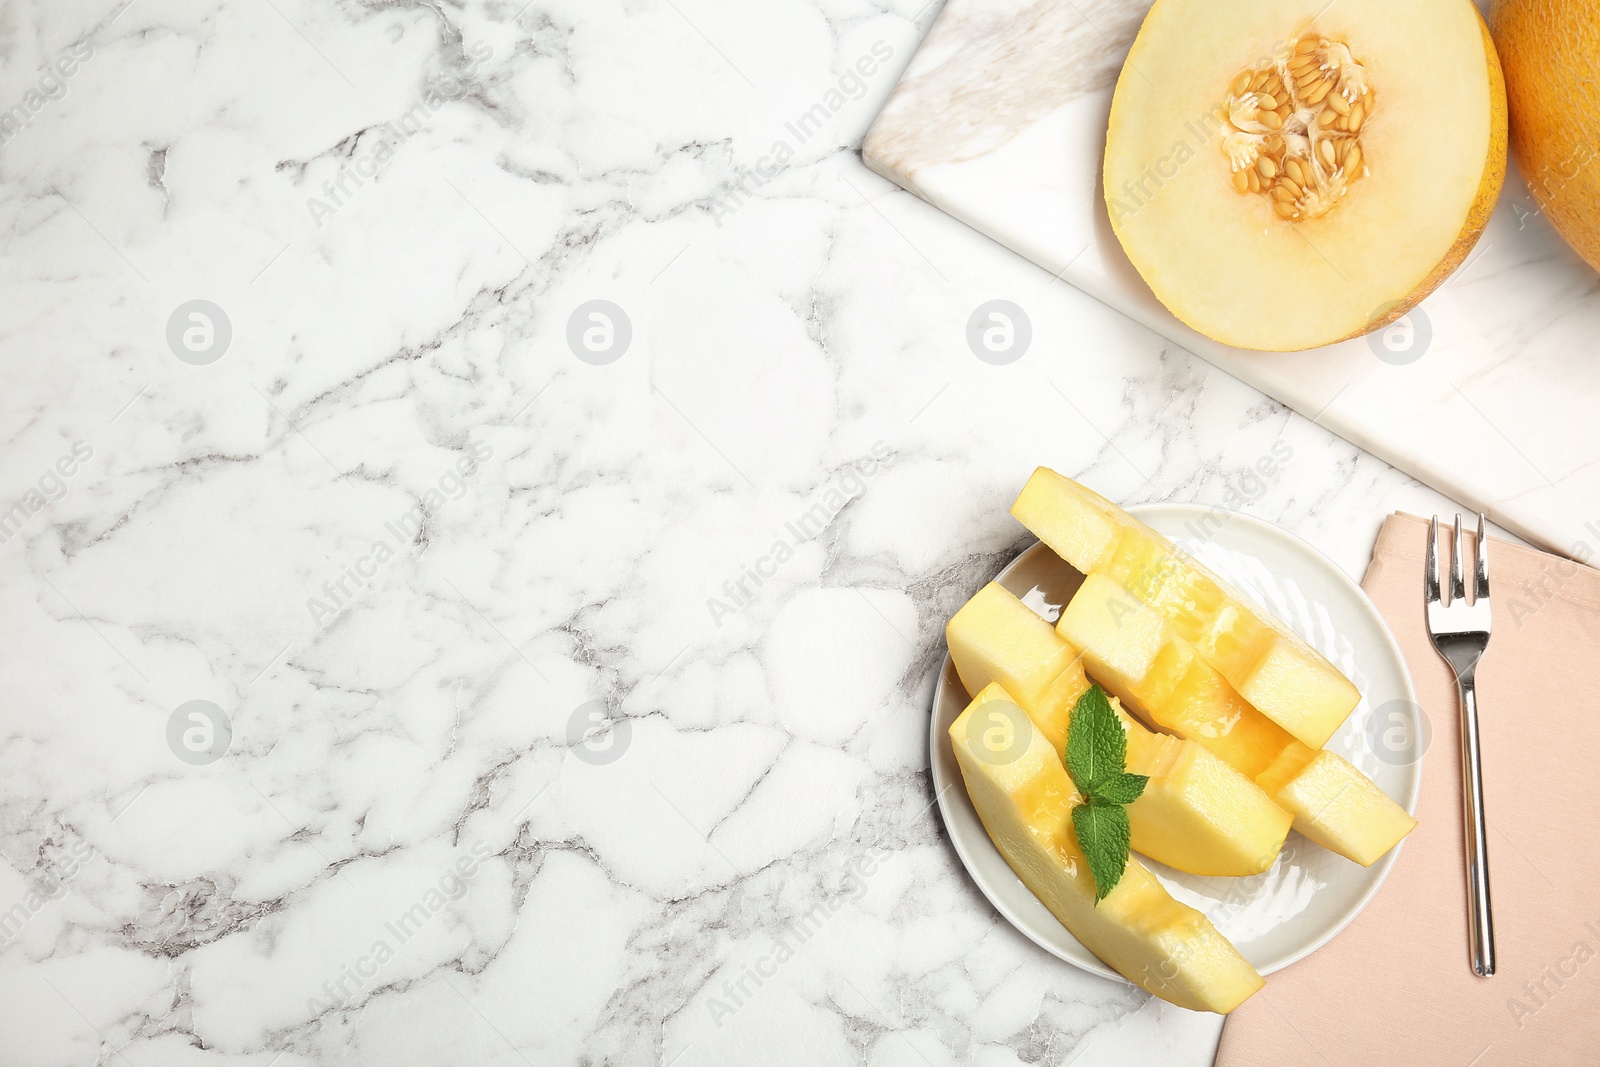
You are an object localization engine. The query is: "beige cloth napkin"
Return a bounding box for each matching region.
[1216,513,1600,1067]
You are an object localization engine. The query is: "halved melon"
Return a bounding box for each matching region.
[1105,0,1507,351]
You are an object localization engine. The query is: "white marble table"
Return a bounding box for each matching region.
[0,2,1495,1065]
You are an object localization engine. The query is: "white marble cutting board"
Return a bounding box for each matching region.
[865,0,1600,558]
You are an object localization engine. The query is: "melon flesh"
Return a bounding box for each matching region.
[946,581,1078,712]
[950,690,1265,1013]
[947,586,1292,876]
[1060,574,1416,867]
[1011,467,1360,749]
[1105,0,1506,351]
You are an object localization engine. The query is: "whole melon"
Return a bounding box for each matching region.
[1493,0,1600,272]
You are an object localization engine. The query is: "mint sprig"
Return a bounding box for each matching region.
[1064,684,1149,903]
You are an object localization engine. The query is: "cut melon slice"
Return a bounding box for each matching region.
[948,585,1291,875]
[950,689,1265,1012]
[1060,574,1415,867]
[946,581,1078,712]
[1272,749,1422,864]
[1010,469,1120,571]
[1105,0,1506,351]
[1012,467,1359,749]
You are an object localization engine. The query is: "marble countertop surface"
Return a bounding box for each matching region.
[0,2,1499,1065]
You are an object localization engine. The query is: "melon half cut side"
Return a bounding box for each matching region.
[1104,0,1506,352]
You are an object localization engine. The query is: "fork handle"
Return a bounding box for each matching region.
[1458,673,1496,977]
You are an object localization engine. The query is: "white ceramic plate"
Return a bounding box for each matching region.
[931,504,1423,980]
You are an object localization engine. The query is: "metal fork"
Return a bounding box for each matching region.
[1425,513,1495,977]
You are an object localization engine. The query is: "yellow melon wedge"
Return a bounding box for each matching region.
[951,689,1264,1013]
[1105,0,1506,351]
[1271,748,1422,865]
[1012,467,1359,749]
[1009,469,1122,571]
[946,580,1079,712]
[948,585,1291,875]
[1059,574,1416,867]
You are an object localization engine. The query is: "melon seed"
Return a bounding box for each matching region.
[1219,33,1374,224]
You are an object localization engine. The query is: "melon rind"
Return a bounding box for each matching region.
[1493,0,1600,273]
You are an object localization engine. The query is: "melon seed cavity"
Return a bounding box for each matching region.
[1219,34,1374,222]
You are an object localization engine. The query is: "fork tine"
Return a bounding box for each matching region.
[1475,512,1490,601]
[1451,513,1467,603]
[1426,515,1442,604]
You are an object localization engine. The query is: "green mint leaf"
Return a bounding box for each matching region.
[1072,801,1131,903]
[1090,771,1149,806]
[1063,684,1127,798]
[1065,684,1144,902]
